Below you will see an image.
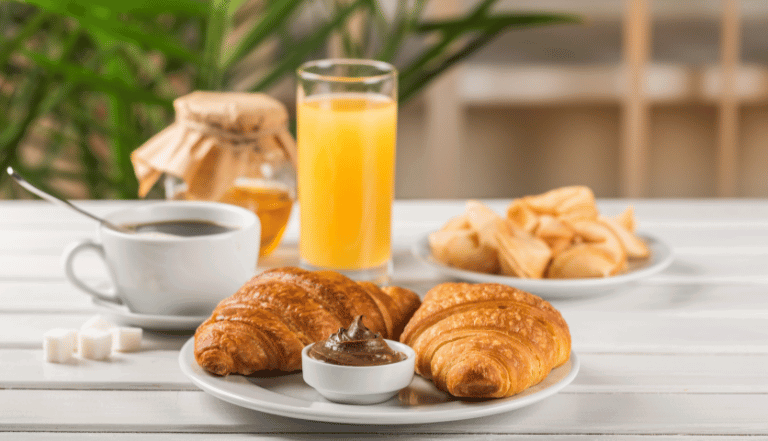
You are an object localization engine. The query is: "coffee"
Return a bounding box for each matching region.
[124,219,236,237]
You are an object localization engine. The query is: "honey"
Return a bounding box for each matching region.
[218,179,294,256]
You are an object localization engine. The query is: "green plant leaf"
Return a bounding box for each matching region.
[0,71,47,172]
[251,0,367,92]
[80,13,198,63]
[0,9,49,67]
[104,54,140,198]
[0,24,82,176]
[221,0,302,69]
[399,12,579,101]
[375,0,409,62]
[21,49,173,108]
[198,0,230,90]
[20,0,198,62]
[416,13,581,34]
[23,0,207,18]
[400,14,579,103]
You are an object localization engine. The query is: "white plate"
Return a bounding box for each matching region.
[178,338,579,425]
[92,299,207,331]
[412,233,673,299]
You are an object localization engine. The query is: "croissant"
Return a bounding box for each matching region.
[194,267,421,376]
[400,283,571,399]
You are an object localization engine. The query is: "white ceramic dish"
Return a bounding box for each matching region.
[302,340,416,405]
[412,232,673,299]
[92,298,207,331]
[178,338,580,425]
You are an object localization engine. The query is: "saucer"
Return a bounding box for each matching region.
[413,232,673,299]
[91,298,208,331]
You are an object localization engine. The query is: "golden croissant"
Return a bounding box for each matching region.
[400,283,571,398]
[194,267,421,376]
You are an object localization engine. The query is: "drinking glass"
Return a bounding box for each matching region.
[296,59,397,283]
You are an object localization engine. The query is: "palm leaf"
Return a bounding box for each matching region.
[21,49,173,108]
[251,0,368,92]
[198,0,232,90]
[416,13,581,34]
[21,0,198,63]
[400,13,580,103]
[0,9,49,66]
[103,54,140,198]
[23,0,207,18]
[222,0,303,70]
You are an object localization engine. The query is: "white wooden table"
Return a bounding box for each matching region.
[2,199,768,439]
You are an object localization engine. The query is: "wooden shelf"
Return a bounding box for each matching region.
[459,62,768,106]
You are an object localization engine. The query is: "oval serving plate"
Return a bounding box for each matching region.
[412,232,673,299]
[178,338,579,425]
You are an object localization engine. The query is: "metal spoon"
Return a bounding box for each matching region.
[6,166,134,234]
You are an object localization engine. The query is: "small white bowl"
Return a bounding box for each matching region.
[302,339,416,405]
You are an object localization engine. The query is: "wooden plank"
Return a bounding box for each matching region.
[7,200,768,229]
[0,281,94,311]
[7,222,768,256]
[0,313,191,350]
[460,62,768,105]
[717,0,741,196]
[6,220,768,255]
[553,283,768,314]
[1,309,766,353]
[571,353,768,393]
[621,0,652,197]
[1,390,767,434]
[0,200,143,226]
[4,350,767,394]
[0,230,96,254]
[566,312,768,353]
[0,435,758,441]
[6,278,768,320]
[0,349,195,390]
[423,0,463,198]
[8,247,768,282]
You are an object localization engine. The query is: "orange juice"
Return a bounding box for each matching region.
[298,93,397,270]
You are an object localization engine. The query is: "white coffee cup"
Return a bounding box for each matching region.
[63,201,260,316]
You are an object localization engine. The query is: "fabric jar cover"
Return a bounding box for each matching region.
[131,91,296,200]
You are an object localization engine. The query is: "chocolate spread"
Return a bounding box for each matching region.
[308,315,406,366]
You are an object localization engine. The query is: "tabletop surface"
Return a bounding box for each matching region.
[2,199,768,439]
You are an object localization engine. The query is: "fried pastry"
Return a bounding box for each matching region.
[506,199,539,233]
[569,220,626,266]
[400,283,571,398]
[495,221,552,278]
[429,228,499,274]
[534,214,575,255]
[547,244,622,278]
[613,206,636,232]
[429,188,650,279]
[600,216,650,259]
[521,186,598,223]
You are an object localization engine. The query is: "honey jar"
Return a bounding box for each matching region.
[132,91,297,256]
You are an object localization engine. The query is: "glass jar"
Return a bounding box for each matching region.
[165,145,295,256]
[133,91,297,257]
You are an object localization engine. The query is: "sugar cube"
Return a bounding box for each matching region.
[111,327,142,352]
[43,328,78,363]
[78,328,112,360]
[80,315,115,331]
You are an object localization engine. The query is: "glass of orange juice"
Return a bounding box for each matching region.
[296,59,397,283]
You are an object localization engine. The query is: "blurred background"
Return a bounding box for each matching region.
[2,0,766,200]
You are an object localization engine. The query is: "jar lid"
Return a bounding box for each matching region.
[174,91,288,134]
[131,91,296,199]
